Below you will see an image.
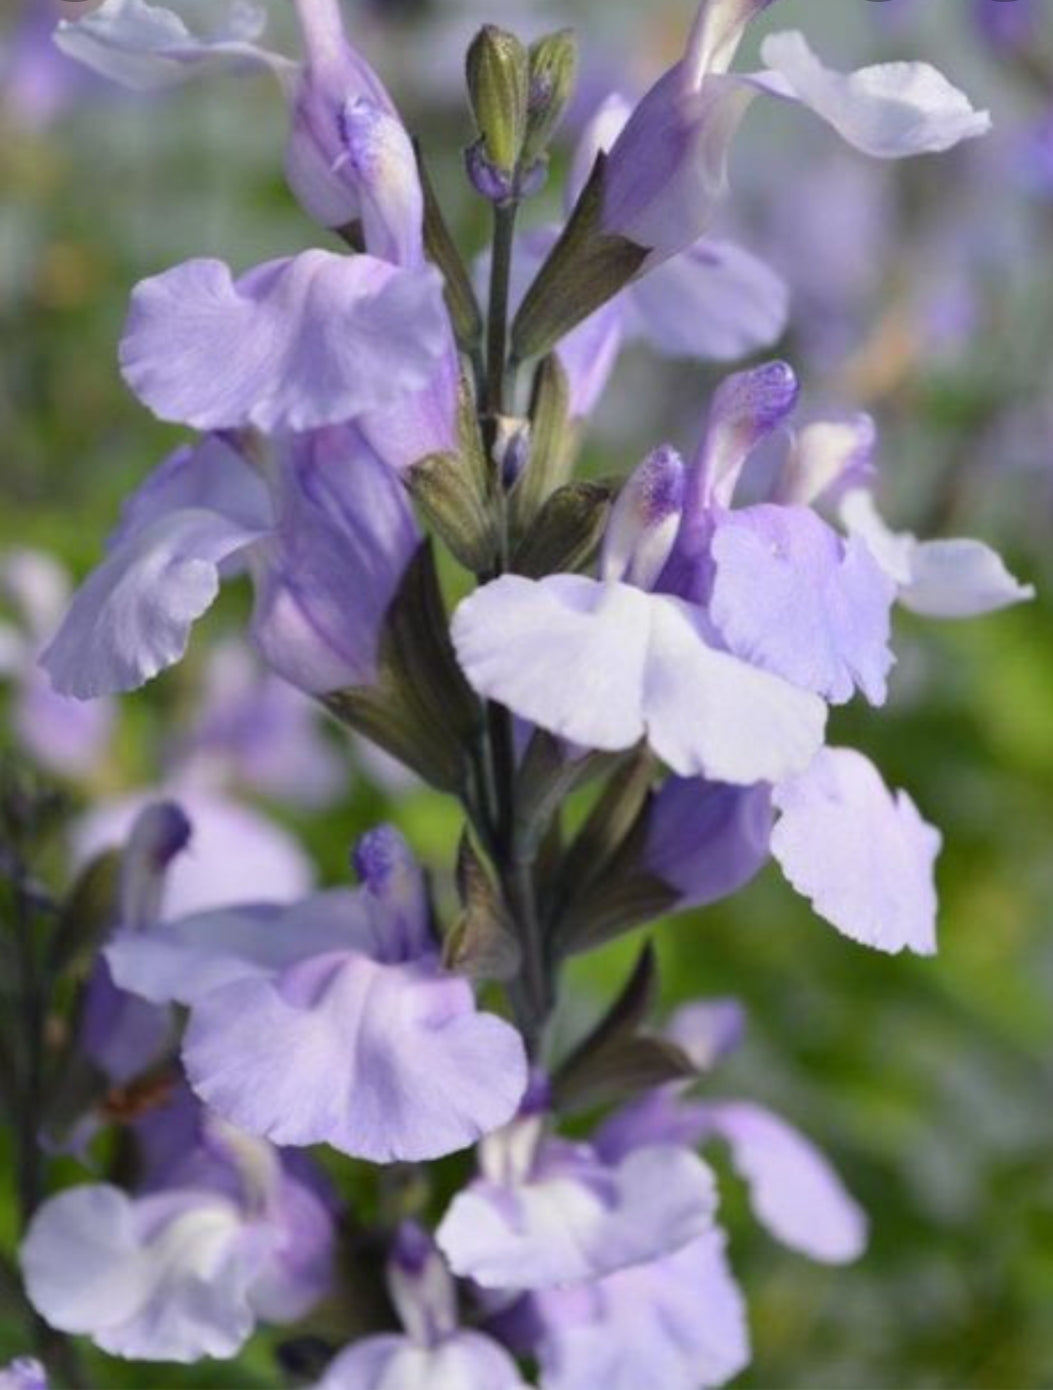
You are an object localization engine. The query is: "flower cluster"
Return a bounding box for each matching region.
[2,0,1034,1385]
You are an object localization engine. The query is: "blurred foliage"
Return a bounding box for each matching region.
[3,0,1053,1386]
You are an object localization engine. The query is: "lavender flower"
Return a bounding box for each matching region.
[21,1110,334,1362]
[436,1098,718,1291]
[453,436,828,786]
[106,827,529,1162]
[600,0,991,269]
[42,428,419,700]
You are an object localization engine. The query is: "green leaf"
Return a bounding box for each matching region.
[511,153,649,362]
[551,943,695,1113]
[511,480,612,578]
[324,543,482,794]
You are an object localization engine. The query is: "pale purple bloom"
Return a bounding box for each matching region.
[172,640,344,809]
[0,549,114,777]
[284,0,406,234]
[436,1109,718,1292]
[598,0,989,268]
[661,364,897,708]
[0,1360,46,1390]
[771,747,942,955]
[120,251,448,435]
[43,428,419,700]
[73,785,314,920]
[501,94,788,417]
[454,441,827,787]
[21,1116,333,1362]
[840,488,1035,619]
[53,0,293,92]
[530,1230,749,1390]
[708,503,896,705]
[317,1224,527,1390]
[596,1001,868,1265]
[78,802,189,1086]
[106,827,529,1163]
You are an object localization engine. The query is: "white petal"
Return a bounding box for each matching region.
[899,538,1035,618]
[453,577,652,752]
[772,747,941,954]
[438,1144,717,1292]
[644,596,827,784]
[841,489,1034,617]
[703,1101,867,1263]
[757,31,991,158]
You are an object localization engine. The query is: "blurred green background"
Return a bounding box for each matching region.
[2,0,1053,1385]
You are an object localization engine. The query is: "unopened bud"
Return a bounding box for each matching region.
[466,25,530,182]
[523,29,578,168]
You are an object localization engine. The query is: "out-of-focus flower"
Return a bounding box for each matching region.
[106,827,529,1162]
[171,640,344,810]
[72,785,313,919]
[0,549,114,778]
[22,1107,334,1362]
[0,1359,47,1390]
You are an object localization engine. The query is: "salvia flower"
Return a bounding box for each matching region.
[453,434,828,787]
[601,0,991,270]
[22,1107,334,1362]
[106,827,529,1162]
[42,428,419,700]
[436,1092,719,1291]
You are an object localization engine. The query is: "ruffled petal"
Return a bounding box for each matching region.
[453,576,652,753]
[120,251,449,433]
[771,747,941,954]
[183,952,528,1162]
[21,1186,253,1362]
[625,236,788,362]
[54,0,292,92]
[40,509,264,698]
[533,1229,749,1390]
[110,436,272,550]
[841,489,1034,618]
[755,31,991,158]
[709,503,896,705]
[702,1101,867,1263]
[644,595,827,783]
[106,890,369,1005]
[437,1143,717,1291]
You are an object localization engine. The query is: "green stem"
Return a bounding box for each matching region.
[485,200,519,420]
[474,194,554,1055]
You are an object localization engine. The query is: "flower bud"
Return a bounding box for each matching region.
[602,445,685,591]
[466,25,530,185]
[522,29,579,168]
